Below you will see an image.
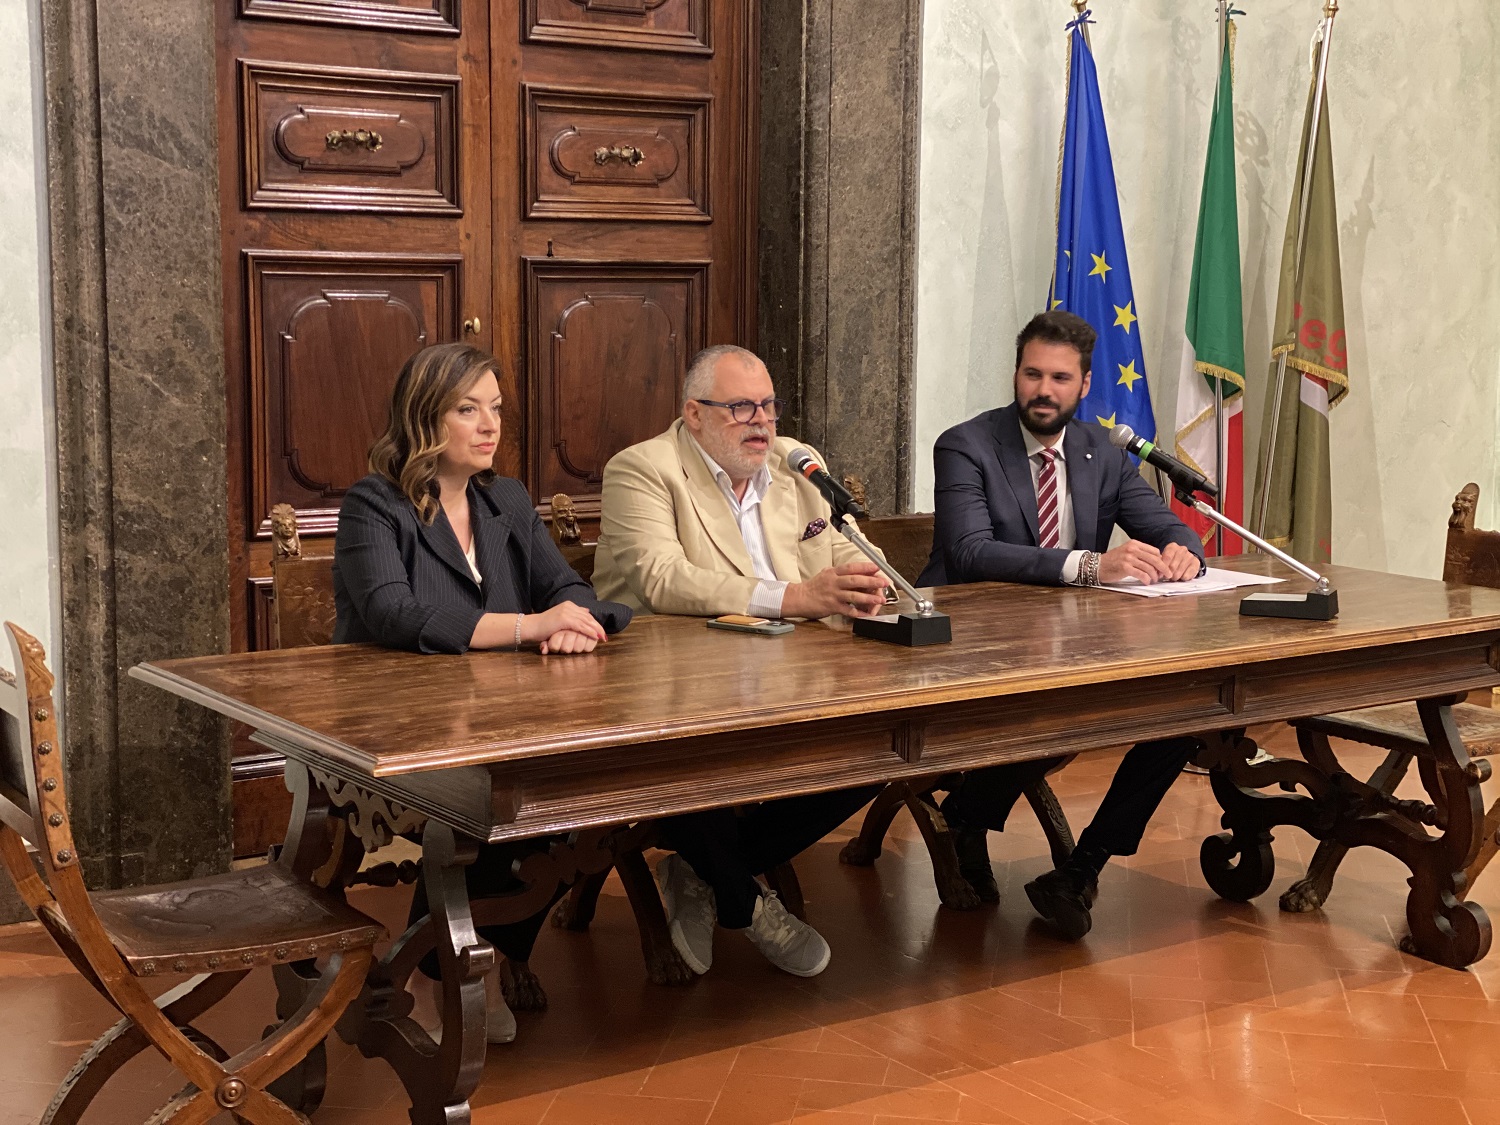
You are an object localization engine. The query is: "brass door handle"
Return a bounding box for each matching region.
[594,144,646,167]
[325,128,383,152]
[463,317,481,335]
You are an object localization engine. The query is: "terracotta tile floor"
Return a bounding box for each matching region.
[4,729,1500,1124]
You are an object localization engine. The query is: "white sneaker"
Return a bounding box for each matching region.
[419,973,517,1045]
[744,892,831,978]
[655,853,716,975]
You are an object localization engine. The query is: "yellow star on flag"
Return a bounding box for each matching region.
[1096,412,1117,428]
[1050,298,1063,310]
[1088,253,1112,280]
[1113,301,1138,334]
[1117,360,1142,391]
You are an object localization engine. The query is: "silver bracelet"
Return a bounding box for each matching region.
[514,613,524,648]
[1079,551,1102,587]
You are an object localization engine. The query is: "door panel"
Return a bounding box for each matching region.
[524,87,710,222]
[496,2,758,529]
[524,0,711,54]
[246,252,461,535]
[241,60,463,213]
[240,0,462,35]
[525,259,705,499]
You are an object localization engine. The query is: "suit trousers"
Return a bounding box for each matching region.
[410,839,562,980]
[942,737,1201,859]
[659,785,882,929]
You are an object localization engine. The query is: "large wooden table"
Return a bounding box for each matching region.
[132,559,1500,1124]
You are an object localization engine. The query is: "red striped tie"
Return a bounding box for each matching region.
[1036,447,1061,549]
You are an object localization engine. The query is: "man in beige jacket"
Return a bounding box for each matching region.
[594,344,886,979]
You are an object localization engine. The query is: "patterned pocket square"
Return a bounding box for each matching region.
[800,517,827,542]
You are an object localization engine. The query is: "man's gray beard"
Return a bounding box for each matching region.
[701,425,771,477]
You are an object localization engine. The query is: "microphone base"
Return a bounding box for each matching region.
[853,611,953,647]
[1239,589,1339,621]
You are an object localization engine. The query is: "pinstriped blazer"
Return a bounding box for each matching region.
[332,473,632,654]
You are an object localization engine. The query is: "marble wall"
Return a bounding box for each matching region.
[0,0,59,663]
[914,0,1500,578]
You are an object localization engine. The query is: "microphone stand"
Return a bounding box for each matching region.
[833,511,953,646]
[1174,487,1339,620]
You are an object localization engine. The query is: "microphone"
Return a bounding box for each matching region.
[1108,424,1218,498]
[786,447,867,519]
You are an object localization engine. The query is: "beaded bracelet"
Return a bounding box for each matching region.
[515,613,525,648]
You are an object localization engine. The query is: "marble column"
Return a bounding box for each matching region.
[759,0,925,515]
[38,0,230,891]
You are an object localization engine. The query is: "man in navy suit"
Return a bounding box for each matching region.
[918,310,1206,941]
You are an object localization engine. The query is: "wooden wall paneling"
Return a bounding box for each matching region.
[525,0,710,55]
[241,60,461,213]
[244,251,461,538]
[524,260,706,504]
[240,0,461,36]
[524,86,709,222]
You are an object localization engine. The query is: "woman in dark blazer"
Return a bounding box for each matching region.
[334,342,631,1044]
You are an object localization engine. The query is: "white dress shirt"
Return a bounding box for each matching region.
[1020,427,1087,584]
[690,437,788,617]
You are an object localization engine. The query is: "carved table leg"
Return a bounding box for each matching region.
[613,845,694,986]
[551,869,608,931]
[1281,732,1414,913]
[1201,731,1333,904]
[906,790,982,911]
[1396,701,1492,968]
[839,783,911,866]
[1461,798,1500,903]
[346,820,491,1125]
[500,960,547,1012]
[1023,778,1076,871]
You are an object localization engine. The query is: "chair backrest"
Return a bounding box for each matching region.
[860,514,936,586]
[0,623,82,887]
[270,503,337,648]
[1445,483,1500,589]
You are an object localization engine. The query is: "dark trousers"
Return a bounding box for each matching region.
[942,737,1200,859]
[409,840,561,980]
[659,784,881,929]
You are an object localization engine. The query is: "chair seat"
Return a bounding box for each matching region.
[91,862,385,976]
[1294,702,1500,759]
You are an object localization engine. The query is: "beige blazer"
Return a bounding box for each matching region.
[593,419,874,617]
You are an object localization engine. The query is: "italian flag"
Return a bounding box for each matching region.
[1174,19,1245,554]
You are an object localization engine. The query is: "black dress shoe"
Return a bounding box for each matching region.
[1023,866,1098,941]
[951,828,1001,903]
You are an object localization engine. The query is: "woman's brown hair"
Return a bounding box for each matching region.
[369,343,499,523]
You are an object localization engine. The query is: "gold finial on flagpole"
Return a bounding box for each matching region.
[1324,0,1339,17]
[1072,0,1088,14]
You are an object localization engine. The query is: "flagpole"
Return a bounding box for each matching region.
[1212,0,1229,556]
[1072,0,1092,48]
[1254,0,1340,540]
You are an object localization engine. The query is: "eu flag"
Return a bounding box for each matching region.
[1052,14,1155,442]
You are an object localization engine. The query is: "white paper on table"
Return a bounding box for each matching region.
[1100,567,1286,599]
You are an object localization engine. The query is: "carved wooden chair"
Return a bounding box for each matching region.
[1281,483,1500,915]
[832,479,1078,910]
[0,622,385,1124]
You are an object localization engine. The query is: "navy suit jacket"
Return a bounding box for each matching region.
[918,403,1205,587]
[333,473,631,654]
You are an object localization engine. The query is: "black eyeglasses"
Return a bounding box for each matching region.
[695,397,785,423]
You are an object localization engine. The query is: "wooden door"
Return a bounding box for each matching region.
[492,2,760,531]
[217,0,759,854]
